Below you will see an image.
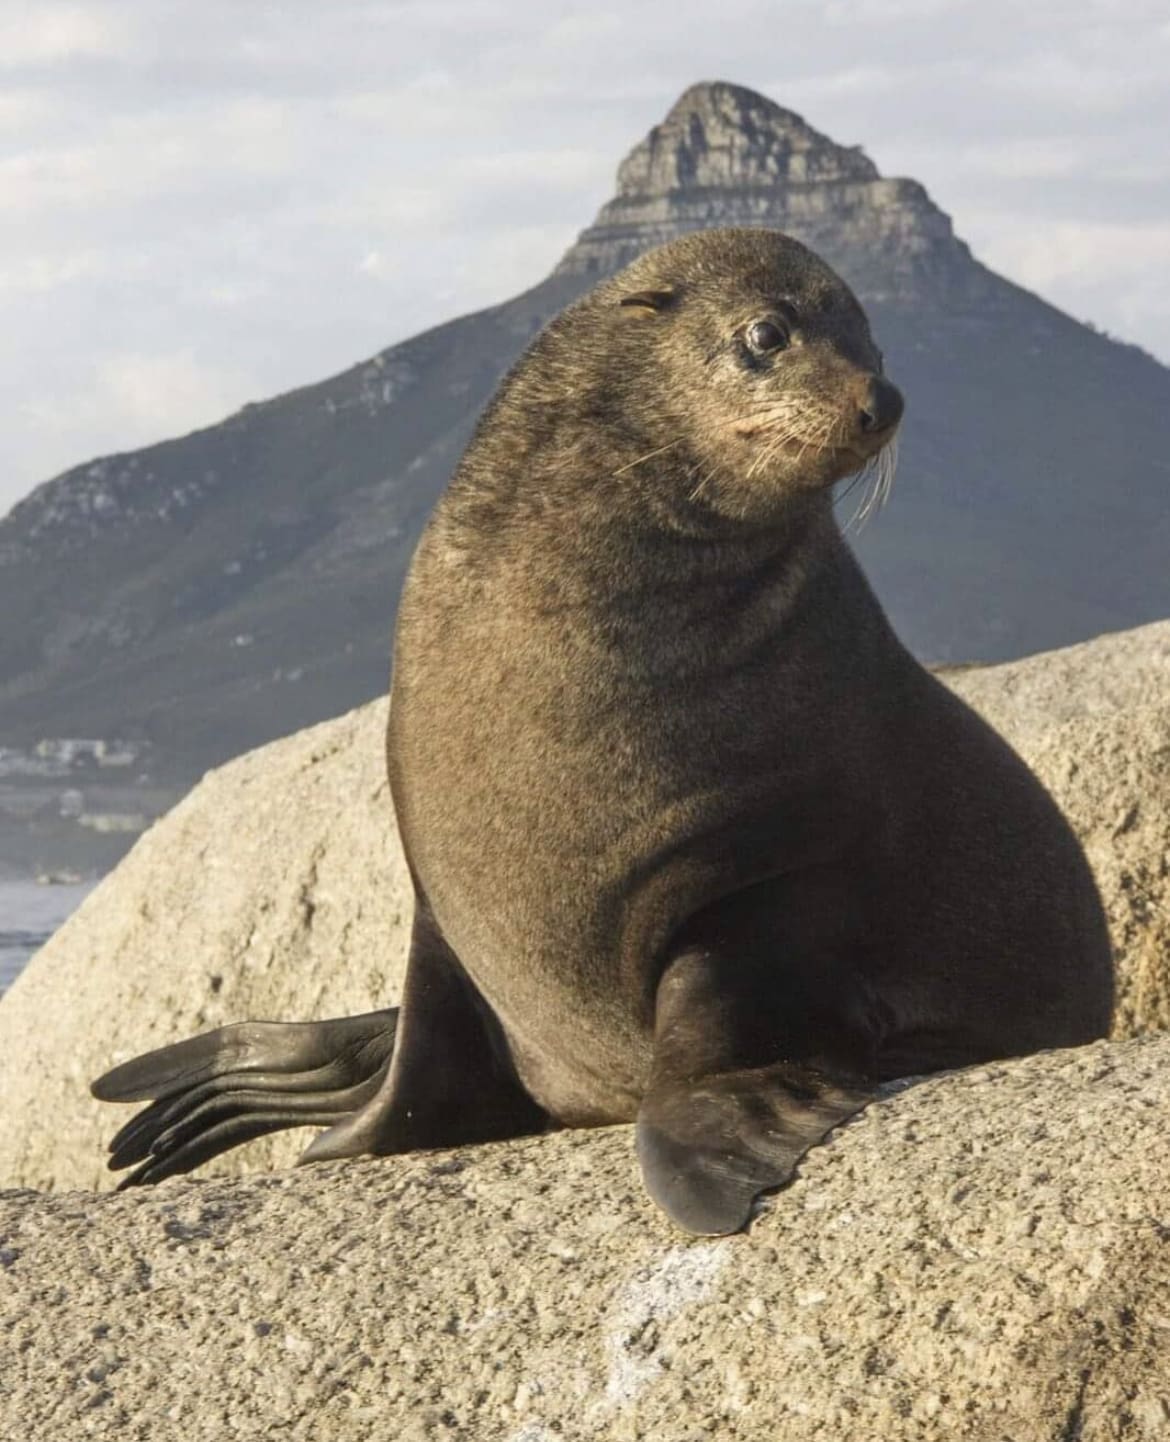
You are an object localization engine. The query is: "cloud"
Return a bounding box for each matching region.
[0,3,134,66]
[458,148,609,188]
[0,92,54,130]
[989,219,1170,287]
[93,350,250,434]
[15,348,258,486]
[0,250,103,297]
[0,98,300,217]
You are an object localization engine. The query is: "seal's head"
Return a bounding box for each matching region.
[547,228,903,527]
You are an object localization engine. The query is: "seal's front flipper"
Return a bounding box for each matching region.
[636,938,877,1235]
[92,1010,398,1187]
[636,1062,873,1235]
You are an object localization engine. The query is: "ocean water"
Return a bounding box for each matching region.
[0,880,98,997]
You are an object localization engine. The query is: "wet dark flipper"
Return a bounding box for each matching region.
[636,1061,874,1235]
[110,1074,386,1182]
[92,1011,399,1104]
[636,929,879,1235]
[117,1107,368,1189]
[92,1009,398,1184]
[107,1066,386,1169]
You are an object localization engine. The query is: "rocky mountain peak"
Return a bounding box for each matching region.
[617,81,879,194]
[557,80,976,302]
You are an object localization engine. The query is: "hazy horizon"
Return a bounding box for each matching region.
[3,0,1168,519]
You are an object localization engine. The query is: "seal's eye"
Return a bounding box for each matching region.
[745,320,789,355]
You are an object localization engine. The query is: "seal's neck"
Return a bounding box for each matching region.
[434,440,884,651]
[566,481,842,604]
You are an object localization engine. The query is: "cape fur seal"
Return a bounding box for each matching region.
[93,228,1113,1235]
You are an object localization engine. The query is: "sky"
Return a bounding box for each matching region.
[2,0,1168,518]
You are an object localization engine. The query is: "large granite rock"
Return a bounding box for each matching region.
[940,620,1170,728]
[0,621,1166,1193]
[2,1035,1169,1441]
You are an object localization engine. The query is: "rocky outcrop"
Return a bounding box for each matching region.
[557,81,980,302]
[0,621,1166,1195]
[940,621,1170,729]
[2,1035,1169,1441]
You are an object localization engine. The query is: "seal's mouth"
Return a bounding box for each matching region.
[731,374,903,462]
[730,423,845,458]
[731,412,900,485]
[729,424,892,472]
[724,382,901,526]
[847,429,895,464]
[730,419,897,453]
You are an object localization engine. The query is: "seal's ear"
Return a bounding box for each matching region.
[619,287,676,315]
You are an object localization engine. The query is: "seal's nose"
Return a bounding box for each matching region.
[858,375,904,435]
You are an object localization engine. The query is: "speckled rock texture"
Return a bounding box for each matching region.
[2,1036,1169,1441]
[943,620,1170,729]
[0,622,1166,1194]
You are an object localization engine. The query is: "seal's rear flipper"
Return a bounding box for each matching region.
[91,1010,398,1188]
[636,1063,874,1235]
[299,903,550,1164]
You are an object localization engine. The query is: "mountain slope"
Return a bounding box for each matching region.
[2,81,1168,783]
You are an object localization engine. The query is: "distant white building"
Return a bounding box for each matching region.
[59,789,84,818]
[78,812,147,834]
[33,739,143,768]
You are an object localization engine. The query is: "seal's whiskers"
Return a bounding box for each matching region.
[613,439,683,476]
[738,403,843,483]
[844,429,899,533]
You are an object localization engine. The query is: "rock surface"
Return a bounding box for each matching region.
[940,620,1170,729]
[0,621,1166,1195]
[3,1035,1169,1441]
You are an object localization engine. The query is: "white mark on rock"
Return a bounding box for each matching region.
[462,1305,508,1334]
[601,1243,726,1411]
